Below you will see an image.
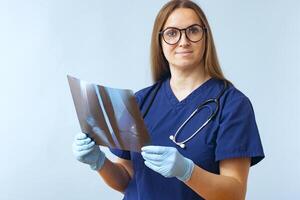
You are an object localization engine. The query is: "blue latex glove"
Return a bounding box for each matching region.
[72,132,106,171]
[141,146,195,182]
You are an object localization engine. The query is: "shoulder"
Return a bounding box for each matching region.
[221,81,252,105]
[208,79,250,104]
[219,81,255,120]
[134,81,161,106]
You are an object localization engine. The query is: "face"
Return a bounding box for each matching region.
[161,8,206,71]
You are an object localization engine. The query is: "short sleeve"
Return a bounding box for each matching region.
[215,93,265,166]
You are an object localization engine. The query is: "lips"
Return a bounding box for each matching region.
[176,51,193,55]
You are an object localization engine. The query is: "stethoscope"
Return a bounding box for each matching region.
[141,79,228,149]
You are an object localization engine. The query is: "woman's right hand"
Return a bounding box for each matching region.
[72,132,106,171]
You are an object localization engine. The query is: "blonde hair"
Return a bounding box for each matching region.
[150,0,228,83]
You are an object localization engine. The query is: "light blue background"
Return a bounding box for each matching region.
[0,0,299,199]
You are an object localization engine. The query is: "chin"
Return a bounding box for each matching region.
[174,61,199,69]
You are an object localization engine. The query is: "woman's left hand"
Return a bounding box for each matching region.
[141,146,195,182]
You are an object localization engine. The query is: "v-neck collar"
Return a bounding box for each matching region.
[163,77,216,108]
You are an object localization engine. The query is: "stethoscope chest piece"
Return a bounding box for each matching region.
[143,80,227,149]
[167,81,227,149]
[169,135,186,149]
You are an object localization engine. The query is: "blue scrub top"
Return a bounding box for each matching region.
[110,77,265,200]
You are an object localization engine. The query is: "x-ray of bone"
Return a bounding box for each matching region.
[67,75,151,152]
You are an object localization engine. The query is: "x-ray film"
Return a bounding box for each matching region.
[67,75,151,152]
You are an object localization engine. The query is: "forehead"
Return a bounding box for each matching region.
[163,8,202,29]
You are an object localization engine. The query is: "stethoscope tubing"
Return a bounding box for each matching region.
[142,79,228,149]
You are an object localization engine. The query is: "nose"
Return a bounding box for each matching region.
[178,30,191,47]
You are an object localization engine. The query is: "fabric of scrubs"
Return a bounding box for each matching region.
[110,77,265,200]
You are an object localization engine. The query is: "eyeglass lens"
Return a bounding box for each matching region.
[162,25,204,45]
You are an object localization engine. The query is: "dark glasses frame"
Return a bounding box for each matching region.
[159,24,207,45]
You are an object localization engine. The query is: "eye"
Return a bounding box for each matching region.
[165,29,178,37]
[188,26,200,34]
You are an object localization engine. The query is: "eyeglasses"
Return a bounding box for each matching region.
[159,24,206,45]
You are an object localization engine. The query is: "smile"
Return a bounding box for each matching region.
[176,51,193,55]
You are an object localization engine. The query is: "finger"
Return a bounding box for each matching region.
[75,141,95,151]
[75,132,87,140]
[76,147,94,157]
[75,137,92,146]
[141,146,169,154]
[144,160,161,172]
[141,151,163,162]
[144,157,164,167]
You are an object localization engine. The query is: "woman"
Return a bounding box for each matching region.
[72,1,265,199]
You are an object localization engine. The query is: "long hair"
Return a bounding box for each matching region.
[150,0,228,83]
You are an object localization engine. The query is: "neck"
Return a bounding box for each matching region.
[169,63,211,93]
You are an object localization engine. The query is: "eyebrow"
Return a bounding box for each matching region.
[163,22,204,29]
[162,23,203,30]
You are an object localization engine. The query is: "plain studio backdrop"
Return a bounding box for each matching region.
[0,0,299,199]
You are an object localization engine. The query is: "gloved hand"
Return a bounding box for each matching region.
[72,132,106,171]
[141,146,195,182]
